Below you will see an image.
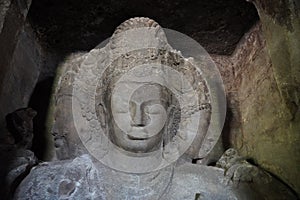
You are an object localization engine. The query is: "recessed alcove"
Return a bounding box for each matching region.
[0,0,299,199]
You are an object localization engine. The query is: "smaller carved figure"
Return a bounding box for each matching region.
[217,148,271,185]
[0,108,37,199]
[6,107,37,149]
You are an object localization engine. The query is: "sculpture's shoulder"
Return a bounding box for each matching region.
[14,155,173,200]
[162,161,297,200]
[14,155,106,200]
[162,163,247,200]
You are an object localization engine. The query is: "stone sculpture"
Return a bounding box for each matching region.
[48,17,216,164]
[0,108,37,199]
[14,17,298,199]
[6,108,37,149]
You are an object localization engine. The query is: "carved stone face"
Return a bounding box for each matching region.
[111,83,168,153]
[50,18,224,173]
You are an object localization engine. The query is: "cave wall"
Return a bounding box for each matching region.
[0,0,299,197]
[241,0,300,194]
[213,0,300,195]
[0,0,43,139]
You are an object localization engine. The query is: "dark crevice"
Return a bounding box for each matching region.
[221,102,234,150]
[28,77,54,160]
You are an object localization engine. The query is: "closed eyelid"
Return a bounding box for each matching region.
[147,105,165,114]
[141,99,164,108]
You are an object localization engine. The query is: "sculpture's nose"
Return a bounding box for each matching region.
[132,106,145,127]
[130,101,145,127]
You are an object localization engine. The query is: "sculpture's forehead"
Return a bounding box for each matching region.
[130,84,164,103]
[112,82,165,105]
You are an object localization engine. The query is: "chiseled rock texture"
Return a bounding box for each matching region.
[0,147,37,200]
[0,108,38,199]
[14,155,108,200]
[252,0,300,194]
[213,1,300,195]
[0,0,298,198]
[0,0,44,141]
[14,154,297,200]
[14,155,173,200]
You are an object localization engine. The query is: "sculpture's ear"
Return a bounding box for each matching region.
[163,105,178,143]
[186,110,211,159]
[97,102,107,128]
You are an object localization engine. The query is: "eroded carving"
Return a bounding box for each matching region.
[14,17,298,200]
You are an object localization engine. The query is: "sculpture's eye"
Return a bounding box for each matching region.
[146,104,164,115]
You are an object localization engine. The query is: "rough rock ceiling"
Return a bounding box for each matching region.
[28,0,258,55]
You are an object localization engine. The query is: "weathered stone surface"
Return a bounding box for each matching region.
[14,155,104,200]
[37,17,298,199]
[14,154,297,200]
[213,15,300,195]
[6,108,37,149]
[47,17,218,167]
[47,52,88,160]
[0,108,38,199]
[253,0,300,122]
[0,0,44,146]
[0,0,11,33]
[0,25,43,138]
[216,148,272,184]
[14,155,173,200]
[250,1,300,194]
[164,163,297,200]
[0,0,297,198]
[0,147,37,199]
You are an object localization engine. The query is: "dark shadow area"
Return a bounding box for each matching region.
[258,166,300,199]
[221,102,234,150]
[28,0,259,55]
[0,143,17,200]
[28,77,54,160]
[0,108,37,200]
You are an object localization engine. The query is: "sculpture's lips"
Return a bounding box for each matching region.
[127,135,148,140]
[126,126,156,139]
